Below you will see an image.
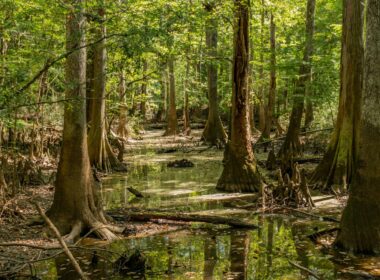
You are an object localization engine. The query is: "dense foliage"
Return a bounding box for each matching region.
[0,0,342,131]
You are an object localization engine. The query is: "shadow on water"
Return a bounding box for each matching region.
[33,149,380,279]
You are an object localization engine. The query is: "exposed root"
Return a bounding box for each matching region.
[64,221,83,244]
[263,166,315,208]
[94,224,119,241]
[35,203,89,280]
[105,224,125,234]
[68,220,120,242]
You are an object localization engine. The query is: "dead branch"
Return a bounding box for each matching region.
[282,207,339,223]
[307,227,340,243]
[254,128,333,146]
[34,202,89,280]
[127,187,144,198]
[288,260,321,280]
[110,210,258,229]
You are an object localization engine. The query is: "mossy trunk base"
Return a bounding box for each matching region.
[217,144,262,193]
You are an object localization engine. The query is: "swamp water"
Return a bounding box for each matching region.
[34,132,380,279]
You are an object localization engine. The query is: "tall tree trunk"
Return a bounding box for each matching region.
[0,36,5,87]
[140,59,148,120]
[164,55,178,136]
[156,62,167,122]
[249,8,257,133]
[277,0,315,175]
[202,3,227,145]
[335,0,378,253]
[311,0,362,191]
[86,43,95,123]
[117,69,128,139]
[283,87,288,111]
[165,63,170,121]
[183,58,191,135]
[0,157,8,202]
[30,66,49,159]
[304,76,314,129]
[217,0,262,193]
[87,4,122,172]
[258,0,266,132]
[261,13,276,140]
[47,0,118,241]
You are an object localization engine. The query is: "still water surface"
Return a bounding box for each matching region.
[35,144,380,279]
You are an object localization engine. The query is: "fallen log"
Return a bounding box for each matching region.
[282,207,340,223]
[258,157,322,169]
[289,157,323,164]
[127,187,144,198]
[312,195,335,203]
[288,260,321,280]
[109,210,258,229]
[307,227,339,243]
[254,128,333,146]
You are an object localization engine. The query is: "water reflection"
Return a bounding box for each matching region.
[34,212,379,279]
[102,154,224,211]
[33,150,380,279]
[228,232,249,280]
[203,236,217,280]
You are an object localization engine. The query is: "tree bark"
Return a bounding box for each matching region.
[87,4,122,172]
[311,0,362,190]
[217,0,262,193]
[258,0,266,132]
[140,59,148,120]
[164,55,178,136]
[183,57,191,135]
[202,3,227,145]
[277,0,315,175]
[335,0,378,254]
[47,0,118,241]
[0,158,7,201]
[156,62,167,122]
[249,7,257,133]
[304,77,314,129]
[117,69,129,139]
[261,13,276,140]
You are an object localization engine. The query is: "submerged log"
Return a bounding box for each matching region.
[283,207,339,223]
[258,157,322,169]
[109,210,258,229]
[288,260,321,280]
[127,187,144,198]
[167,159,194,168]
[254,127,333,146]
[307,227,339,242]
